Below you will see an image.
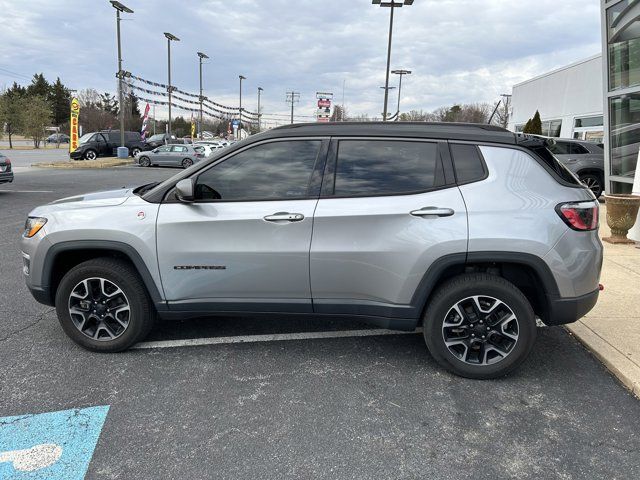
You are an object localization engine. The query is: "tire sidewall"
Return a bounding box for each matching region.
[139,156,150,167]
[424,276,536,379]
[55,262,148,352]
[579,173,603,198]
[182,158,193,168]
[84,150,97,161]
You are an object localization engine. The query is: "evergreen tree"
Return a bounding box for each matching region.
[99,92,119,115]
[0,82,27,148]
[50,77,70,126]
[26,73,51,98]
[530,110,542,135]
[522,118,533,134]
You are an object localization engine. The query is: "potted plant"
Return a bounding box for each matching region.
[603,194,640,244]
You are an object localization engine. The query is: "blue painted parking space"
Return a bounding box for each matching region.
[0,406,109,480]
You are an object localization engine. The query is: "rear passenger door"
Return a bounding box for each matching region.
[310,138,468,319]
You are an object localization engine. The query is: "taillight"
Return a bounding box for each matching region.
[556,201,599,231]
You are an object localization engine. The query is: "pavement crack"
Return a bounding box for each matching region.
[0,308,54,343]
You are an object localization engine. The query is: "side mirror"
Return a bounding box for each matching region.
[175,179,195,203]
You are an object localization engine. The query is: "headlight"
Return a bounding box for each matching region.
[23,217,47,238]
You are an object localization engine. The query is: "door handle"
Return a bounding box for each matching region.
[263,212,305,222]
[410,207,455,217]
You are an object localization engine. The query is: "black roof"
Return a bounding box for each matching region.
[259,122,518,145]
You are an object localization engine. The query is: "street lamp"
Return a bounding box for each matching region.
[257,87,263,132]
[110,1,133,151]
[238,75,246,132]
[372,0,414,121]
[391,69,411,120]
[197,51,209,140]
[164,32,180,138]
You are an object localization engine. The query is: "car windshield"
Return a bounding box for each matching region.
[78,133,94,144]
[147,134,165,142]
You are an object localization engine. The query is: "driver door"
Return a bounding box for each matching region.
[156,138,328,312]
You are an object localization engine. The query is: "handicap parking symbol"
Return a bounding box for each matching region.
[0,405,109,480]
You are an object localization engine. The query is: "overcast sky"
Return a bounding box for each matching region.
[0,0,602,125]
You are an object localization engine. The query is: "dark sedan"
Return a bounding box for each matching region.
[0,154,14,185]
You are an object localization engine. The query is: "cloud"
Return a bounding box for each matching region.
[0,0,602,123]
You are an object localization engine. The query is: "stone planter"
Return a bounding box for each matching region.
[603,194,640,244]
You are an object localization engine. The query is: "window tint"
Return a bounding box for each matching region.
[450,144,486,183]
[548,141,572,155]
[333,140,440,196]
[570,143,589,155]
[194,140,321,201]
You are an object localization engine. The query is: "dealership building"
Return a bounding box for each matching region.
[509,0,640,194]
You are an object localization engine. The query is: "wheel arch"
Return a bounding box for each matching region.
[42,241,165,310]
[413,252,560,324]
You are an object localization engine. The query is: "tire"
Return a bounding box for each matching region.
[182,158,193,169]
[54,258,156,352]
[83,149,97,161]
[139,156,151,167]
[131,147,141,157]
[423,273,536,379]
[579,173,603,198]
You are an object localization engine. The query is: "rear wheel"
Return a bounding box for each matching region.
[55,258,156,352]
[182,158,193,168]
[139,156,151,167]
[131,147,141,157]
[423,273,536,379]
[579,173,603,198]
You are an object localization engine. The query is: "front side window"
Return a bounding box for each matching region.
[333,140,441,196]
[194,140,321,201]
[157,145,171,153]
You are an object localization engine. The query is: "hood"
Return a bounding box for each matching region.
[34,188,136,213]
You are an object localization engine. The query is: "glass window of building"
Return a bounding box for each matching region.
[607,0,640,91]
[609,92,640,180]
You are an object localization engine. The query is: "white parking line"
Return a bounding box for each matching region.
[134,327,423,350]
[2,190,54,193]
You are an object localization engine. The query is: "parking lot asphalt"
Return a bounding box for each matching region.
[1,166,640,479]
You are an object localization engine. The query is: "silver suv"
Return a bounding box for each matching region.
[20,123,603,379]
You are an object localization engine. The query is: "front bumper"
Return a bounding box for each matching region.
[543,288,599,325]
[69,150,84,160]
[0,171,14,184]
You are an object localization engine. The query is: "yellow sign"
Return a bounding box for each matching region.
[191,120,196,139]
[69,98,80,154]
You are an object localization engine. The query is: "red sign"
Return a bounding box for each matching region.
[318,99,331,108]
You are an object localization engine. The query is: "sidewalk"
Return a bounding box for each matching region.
[566,203,640,397]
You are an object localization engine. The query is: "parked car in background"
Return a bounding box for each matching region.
[144,133,176,150]
[71,131,145,161]
[45,133,70,144]
[0,153,13,185]
[546,138,604,197]
[136,144,205,168]
[192,143,218,157]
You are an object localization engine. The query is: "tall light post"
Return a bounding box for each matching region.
[257,87,263,132]
[197,51,209,140]
[110,1,133,151]
[372,0,414,121]
[391,69,411,120]
[164,32,180,138]
[238,75,246,131]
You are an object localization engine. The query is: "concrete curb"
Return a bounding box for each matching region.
[32,158,134,169]
[567,321,640,398]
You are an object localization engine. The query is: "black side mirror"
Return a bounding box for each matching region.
[175,179,195,203]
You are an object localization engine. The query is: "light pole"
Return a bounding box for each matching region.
[391,69,411,120]
[373,0,413,121]
[257,87,263,132]
[238,75,246,133]
[164,32,180,138]
[197,51,209,140]
[110,1,133,150]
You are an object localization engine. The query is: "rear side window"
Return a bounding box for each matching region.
[570,143,589,155]
[548,141,571,155]
[449,144,486,184]
[334,140,442,196]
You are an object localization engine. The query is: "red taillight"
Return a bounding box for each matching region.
[556,201,599,231]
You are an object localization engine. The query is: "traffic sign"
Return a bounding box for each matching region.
[232,120,240,127]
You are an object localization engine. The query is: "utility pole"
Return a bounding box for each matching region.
[391,69,411,120]
[342,79,346,121]
[197,52,209,140]
[257,87,263,132]
[238,75,246,132]
[110,1,133,151]
[164,32,180,138]
[372,0,414,121]
[286,91,300,125]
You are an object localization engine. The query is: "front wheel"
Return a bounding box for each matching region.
[131,147,141,157]
[182,158,193,168]
[138,156,151,167]
[84,150,97,161]
[423,273,536,379]
[55,258,156,352]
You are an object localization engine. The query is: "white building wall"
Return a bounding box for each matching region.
[508,55,603,138]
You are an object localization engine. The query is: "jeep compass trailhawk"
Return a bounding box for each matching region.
[21,123,602,379]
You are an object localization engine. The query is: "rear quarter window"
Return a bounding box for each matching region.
[449,143,486,184]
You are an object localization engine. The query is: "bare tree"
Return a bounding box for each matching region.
[77,88,102,108]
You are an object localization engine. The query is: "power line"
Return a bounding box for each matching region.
[286,91,300,125]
